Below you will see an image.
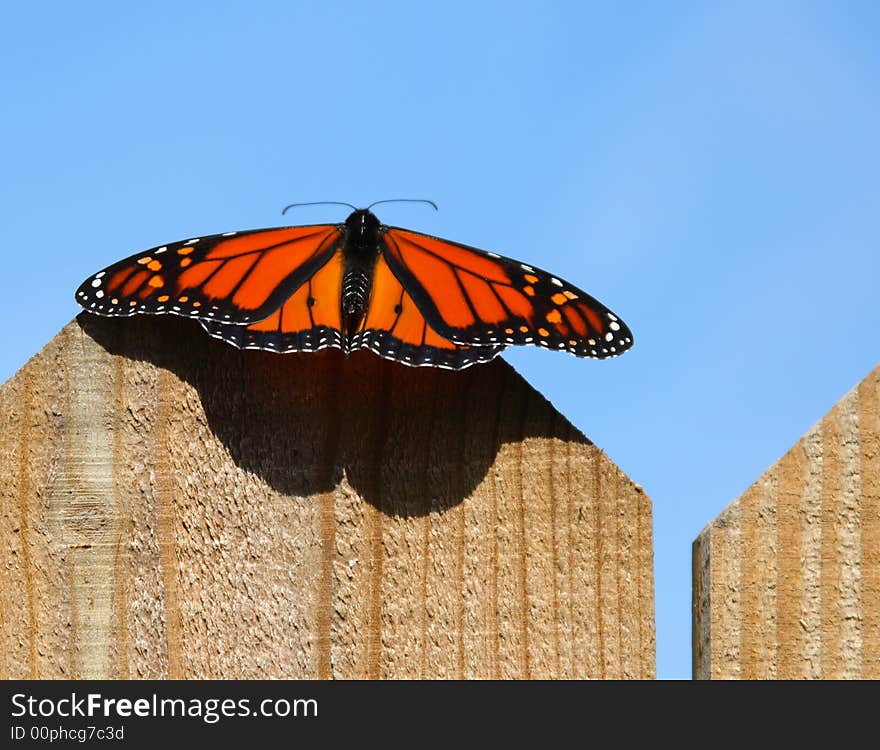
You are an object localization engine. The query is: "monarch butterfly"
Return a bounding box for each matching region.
[75,202,633,370]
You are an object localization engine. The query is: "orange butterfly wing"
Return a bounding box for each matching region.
[201,248,346,352]
[381,228,633,359]
[203,251,504,368]
[350,255,504,369]
[75,224,340,325]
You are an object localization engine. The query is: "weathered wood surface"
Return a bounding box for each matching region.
[693,364,880,679]
[1,314,654,679]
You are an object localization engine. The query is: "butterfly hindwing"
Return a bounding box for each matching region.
[381,227,633,359]
[351,254,505,369]
[203,252,505,369]
[75,224,341,326]
[201,247,346,352]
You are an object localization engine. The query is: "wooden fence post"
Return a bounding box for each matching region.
[1,314,654,679]
[693,364,880,678]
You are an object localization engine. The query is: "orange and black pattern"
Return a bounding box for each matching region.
[76,209,632,369]
[75,225,341,325]
[200,252,503,368]
[382,228,633,359]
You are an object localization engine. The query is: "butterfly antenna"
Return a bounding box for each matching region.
[282,201,359,215]
[365,198,438,211]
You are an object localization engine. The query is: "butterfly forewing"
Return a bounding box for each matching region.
[380,227,634,359]
[75,224,341,325]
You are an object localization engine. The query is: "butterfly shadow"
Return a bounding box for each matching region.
[78,313,591,518]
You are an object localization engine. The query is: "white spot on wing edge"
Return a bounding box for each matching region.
[550,277,563,287]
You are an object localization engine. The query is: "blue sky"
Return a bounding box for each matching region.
[2,2,878,679]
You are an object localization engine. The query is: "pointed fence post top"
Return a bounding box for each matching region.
[1,314,654,679]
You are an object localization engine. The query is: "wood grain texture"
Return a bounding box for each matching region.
[693,363,880,679]
[0,314,655,679]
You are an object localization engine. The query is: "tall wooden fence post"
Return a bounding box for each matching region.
[1,314,654,679]
[694,364,880,679]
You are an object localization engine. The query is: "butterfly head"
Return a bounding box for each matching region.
[343,209,382,249]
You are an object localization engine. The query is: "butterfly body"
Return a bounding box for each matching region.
[339,210,382,327]
[76,209,633,370]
